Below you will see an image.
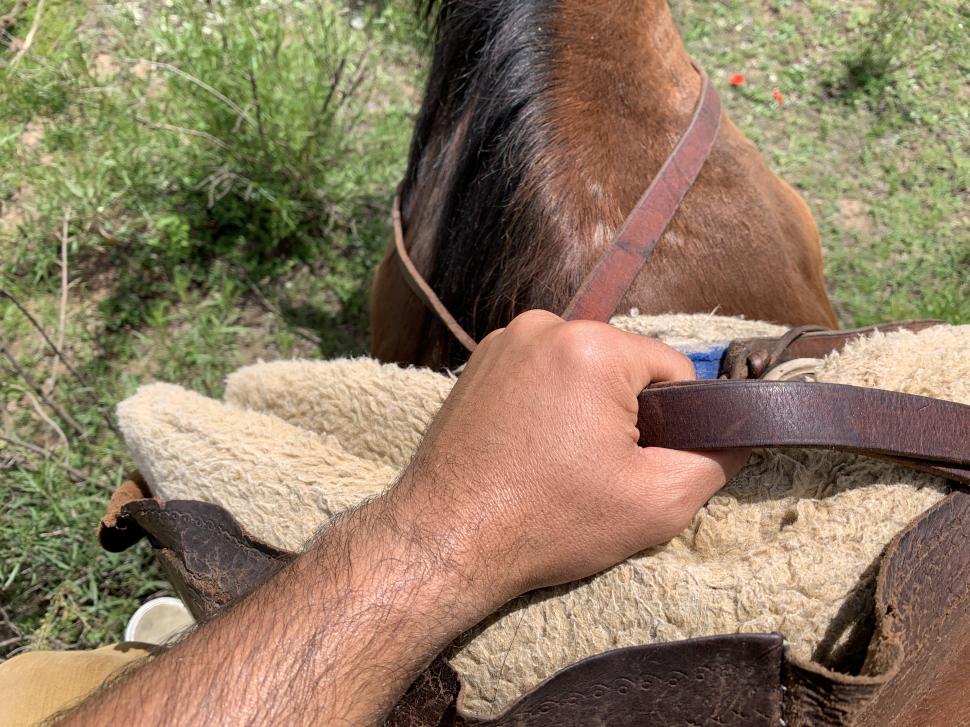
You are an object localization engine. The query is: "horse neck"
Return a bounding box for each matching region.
[402,0,704,352]
[536,0,703,285]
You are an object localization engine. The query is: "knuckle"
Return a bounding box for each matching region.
[553,321,615,369]
[506,309,560,333]
[521,309,561,324]
[479,327,505,346]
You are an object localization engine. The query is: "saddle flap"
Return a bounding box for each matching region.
[99,484,294,620]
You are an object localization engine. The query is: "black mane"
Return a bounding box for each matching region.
[403,0,558,362]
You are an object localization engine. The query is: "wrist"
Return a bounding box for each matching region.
[273,488,503,724]
[375,470,516,627]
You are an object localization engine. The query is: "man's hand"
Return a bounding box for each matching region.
[62,311,746,726]
[393,310,747,607]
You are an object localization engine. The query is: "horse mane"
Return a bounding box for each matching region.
[403,1,574,359]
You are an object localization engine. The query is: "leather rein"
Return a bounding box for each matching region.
[393,62,721,351]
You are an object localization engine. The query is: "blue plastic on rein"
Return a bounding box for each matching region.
[674,343,729,381]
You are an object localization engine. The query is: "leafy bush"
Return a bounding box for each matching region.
[1,0,419,329]
[132,1,369,267]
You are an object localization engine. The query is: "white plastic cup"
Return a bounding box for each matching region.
[124,597,196,645]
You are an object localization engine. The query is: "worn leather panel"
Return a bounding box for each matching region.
[858,490,970,726]
[781,491,970,726]
[455,634,783,727]
[100,497,294,620]
[783,654,888,726]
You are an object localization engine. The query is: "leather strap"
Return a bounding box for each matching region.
[98,493,296,620]
[393,61,721,351]
[637,381,970,484]
[393,192,478,352]
[561,63,721,321]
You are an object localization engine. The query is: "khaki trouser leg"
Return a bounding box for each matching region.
[0,643,155,726]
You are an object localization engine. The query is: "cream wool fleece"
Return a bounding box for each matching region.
[115,315,968,717]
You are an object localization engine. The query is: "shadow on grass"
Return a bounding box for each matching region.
[87,189,391,365]
[282,296,370,359]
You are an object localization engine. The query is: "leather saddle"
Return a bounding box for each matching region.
[99,321,970,726]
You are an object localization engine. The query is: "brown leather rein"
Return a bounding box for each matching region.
[393,62,721,351]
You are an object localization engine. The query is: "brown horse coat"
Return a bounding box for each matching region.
[371,0,837,368]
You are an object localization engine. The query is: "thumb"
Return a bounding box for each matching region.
[606,328,697,397]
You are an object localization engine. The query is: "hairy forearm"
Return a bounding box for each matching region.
[61,312,738,725]
[63,479,497,726]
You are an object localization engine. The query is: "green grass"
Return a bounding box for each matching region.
[0,0,424,655]
[675,0,968,323]
[0,0,967,656]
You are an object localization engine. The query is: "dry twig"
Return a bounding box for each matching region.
[121,56,255,127]
[0,342,86,438]
[135,117,230,151]
[9,0,45,66]
[0,434,89,482]
[0,606,23,652]
[47,208,70,393]
[0,289,120,437]
[1,290,85,388]
[16,386,70,452]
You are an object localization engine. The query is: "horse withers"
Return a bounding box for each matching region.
[371,0,837,369]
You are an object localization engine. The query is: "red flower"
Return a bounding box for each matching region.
[772,89,784,105]
[729,73,745,86]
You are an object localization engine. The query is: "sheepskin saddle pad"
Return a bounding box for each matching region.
[114,314,970,717]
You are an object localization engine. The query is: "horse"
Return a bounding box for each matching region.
[370,0,838,369]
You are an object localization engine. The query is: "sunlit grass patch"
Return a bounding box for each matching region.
[1,0,422,654]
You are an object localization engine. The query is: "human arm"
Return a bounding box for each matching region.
[61,310,747,726]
